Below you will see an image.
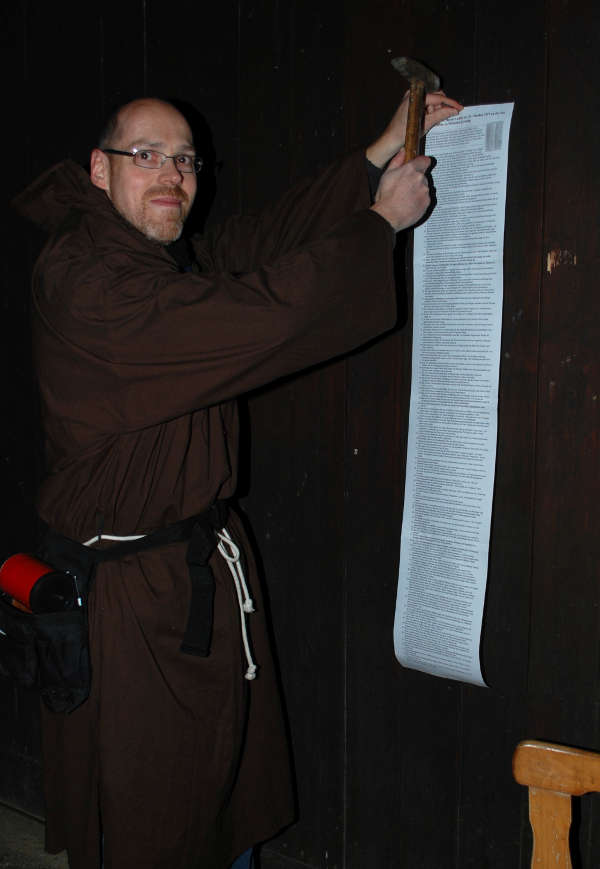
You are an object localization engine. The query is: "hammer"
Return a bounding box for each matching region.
[391,57,440,161]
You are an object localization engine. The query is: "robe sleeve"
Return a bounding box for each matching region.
[33,158,397,438]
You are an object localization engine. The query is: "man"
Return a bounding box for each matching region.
[14,90,461,868]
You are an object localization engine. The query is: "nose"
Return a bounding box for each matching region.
[158,157,185,185]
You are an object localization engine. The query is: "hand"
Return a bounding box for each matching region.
[370,151,432,232]
[366,90,463,168]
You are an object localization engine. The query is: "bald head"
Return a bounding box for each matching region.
[90,98,197,244]
[99,98,193,150]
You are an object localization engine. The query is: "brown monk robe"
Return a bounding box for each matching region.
[13,149,396,868]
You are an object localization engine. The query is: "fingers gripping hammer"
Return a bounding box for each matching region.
[391,57,440,161]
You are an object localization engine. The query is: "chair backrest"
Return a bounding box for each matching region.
[513,739,600,868]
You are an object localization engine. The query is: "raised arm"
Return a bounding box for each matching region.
[366,90,463,168]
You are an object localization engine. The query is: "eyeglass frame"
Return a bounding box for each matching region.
[102,147,203,174]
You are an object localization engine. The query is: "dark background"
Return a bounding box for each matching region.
[2,1,599,866]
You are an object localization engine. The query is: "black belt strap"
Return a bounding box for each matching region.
[36,501,229,658]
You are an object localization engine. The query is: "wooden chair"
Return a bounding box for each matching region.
[512,739,600,867]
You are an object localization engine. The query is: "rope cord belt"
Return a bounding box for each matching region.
[217,528,257,680]
[36,502,257,680]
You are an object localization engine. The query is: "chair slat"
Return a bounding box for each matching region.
[514,740,600,796]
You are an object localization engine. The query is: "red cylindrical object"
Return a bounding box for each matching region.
[0,553,76,613]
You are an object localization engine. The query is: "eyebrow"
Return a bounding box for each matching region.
[129,139,196,153]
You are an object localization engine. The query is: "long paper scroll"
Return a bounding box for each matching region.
[393,103,514,686]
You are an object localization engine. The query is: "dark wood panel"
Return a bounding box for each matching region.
[342,332,464,868]
[458,690,529,868]
[238,1,348,864]
[21,6,101,172]
[476,0,547,696]
[1,4,35,814]
[238,0,346,211]
[3,0,37,544]
[527,0,600,702]
[243,364,349,866]
[2,2,104,817]
[461,1,549,865]
[261,849,314,869]
[145,1,241,228]
[237,0,294,212]
[342,3,472,867]
[99,5,147,119]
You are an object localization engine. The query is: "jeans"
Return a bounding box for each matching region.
[231,847,254,868]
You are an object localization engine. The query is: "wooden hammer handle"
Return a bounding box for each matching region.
[404,78,426,161]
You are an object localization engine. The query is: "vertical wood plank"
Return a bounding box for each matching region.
[246,365,348,868]
[145,1,240,226]
[525,8,600,863]
[474,0,546,696]
[459,691,530,868]
[2,0,104,816]
[457,1,548,865]
[21,5,101,171]
[99,5,146,120]
[239,0,347,864]
[516,2,600,867]
[527,0,600,701]
[341,2,474,865]
[237,0,293,212]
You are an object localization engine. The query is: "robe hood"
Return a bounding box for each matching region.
[12,159,111,235]
[12,159,196,271]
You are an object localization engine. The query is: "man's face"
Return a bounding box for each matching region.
[91,99,197,244]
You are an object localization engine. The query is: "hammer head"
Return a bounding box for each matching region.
[391,56,440,92]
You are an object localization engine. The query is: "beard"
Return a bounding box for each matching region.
[135,185,191,244]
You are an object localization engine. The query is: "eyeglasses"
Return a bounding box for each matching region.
[103,148,203,174]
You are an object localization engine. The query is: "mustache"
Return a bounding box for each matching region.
[144,186,188,203]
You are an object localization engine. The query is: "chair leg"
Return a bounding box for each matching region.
[528,787,572,868]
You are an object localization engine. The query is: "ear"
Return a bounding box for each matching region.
[90,148,111,193]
